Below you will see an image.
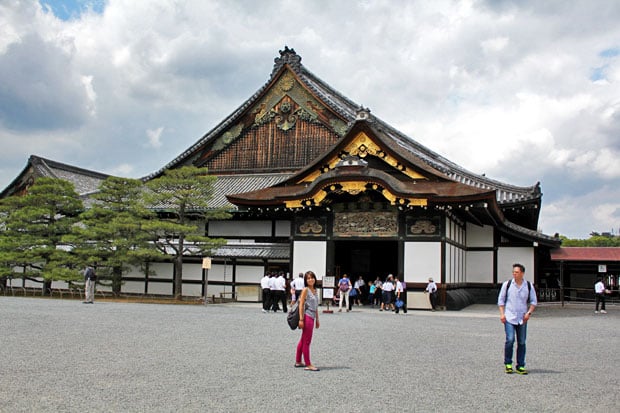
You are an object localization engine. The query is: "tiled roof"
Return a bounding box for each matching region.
[212,242,289,259]
[227,167,493,205]
[145,48,540,206]
[210,173,293,209]
[144,173,293,211]
[1,155,110,198]
[502,220,560,246]
[550,247,620,261]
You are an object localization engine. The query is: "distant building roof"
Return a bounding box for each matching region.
[550,247,620,261]
[1,155,110,198]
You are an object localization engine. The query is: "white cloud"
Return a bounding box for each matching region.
[146,127,164,148]
[481,36,509,54]
[0,0,619,238]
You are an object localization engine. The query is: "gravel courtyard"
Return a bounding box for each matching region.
[1,297,618,412]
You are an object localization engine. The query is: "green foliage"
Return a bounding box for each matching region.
[0,168,232,298]
[142,166,231,299]
[560,234,620,247]
[64,176,155,293]
[0,178,83,281]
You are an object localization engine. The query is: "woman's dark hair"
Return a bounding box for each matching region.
[304,271,317,287]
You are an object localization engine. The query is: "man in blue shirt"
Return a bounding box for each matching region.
[498,263,537,375]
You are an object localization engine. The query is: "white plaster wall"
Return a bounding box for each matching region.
[182,283,202,297]
[208,220,272,237]
[147,282,172,295]
[205,284,225,297]
[235,265,264,283]
[293,241,327,279]
[466,223,494,247]
[497,247,535,282]
[150,262,173,279]
[275,220,291,237]
[404,242,441,283]
[123,281,146,294]
[446,244,453,283]
[183,263,203,281]
[126,265,144,277]
[459,248,465,283]
[207,263,234,282]
[466,250,494,283]
[448,244,464,284]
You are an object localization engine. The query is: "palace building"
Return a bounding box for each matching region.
[2,48,561,308]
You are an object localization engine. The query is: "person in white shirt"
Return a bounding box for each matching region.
[292,272,305,303]
[425,278,438,311]
[394,276,407,314]
[594,278,607,314]
[260,273,271,313]
[380,274,395,312]
[273,272,287,313]
[498,263,537,375]
[268,273,279,312]
[353,276,364,306]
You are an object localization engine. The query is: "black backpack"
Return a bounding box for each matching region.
[502,279,532,304]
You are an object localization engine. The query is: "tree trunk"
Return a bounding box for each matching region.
[174,237,184,300]
[42,280,52,296]
[112,266,122,296]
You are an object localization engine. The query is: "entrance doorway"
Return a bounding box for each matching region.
[334,240,398,284]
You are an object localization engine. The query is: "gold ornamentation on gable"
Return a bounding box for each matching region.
[252,69,348,135]
[330,118,348,136]
[338,181,367,195]
[346,132,426,180]
[279,72,295,92]
[301,132,428,183]
[284,180,428,209]
[212,123,244,151]
[254,71,322,128]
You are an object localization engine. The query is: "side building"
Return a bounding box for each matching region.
[1,48,560,308]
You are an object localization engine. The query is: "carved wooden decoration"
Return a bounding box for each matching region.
[333,211,398,237]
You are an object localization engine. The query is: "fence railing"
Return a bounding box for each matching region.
[537,287,619,305]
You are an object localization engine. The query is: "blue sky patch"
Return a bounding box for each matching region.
[599,48,619,58]
[39,0,105,21]
[590,65,607,82]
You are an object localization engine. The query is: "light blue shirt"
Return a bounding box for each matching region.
[498,279,537,325]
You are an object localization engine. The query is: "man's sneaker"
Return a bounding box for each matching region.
[505,364,513,374]
[601,310,607,314]
[516,366,528,375]
[595,311,599,314]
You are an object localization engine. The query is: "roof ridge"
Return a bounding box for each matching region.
[30,155,111,179]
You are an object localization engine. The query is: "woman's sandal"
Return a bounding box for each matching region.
[304,366,320,371]
[294,363,305,368]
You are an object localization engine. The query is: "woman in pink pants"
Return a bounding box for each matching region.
[295,270,320,371]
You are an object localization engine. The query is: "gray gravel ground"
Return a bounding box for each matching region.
[1,297,618,412]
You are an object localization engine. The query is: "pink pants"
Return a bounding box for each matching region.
[296,314,315,365]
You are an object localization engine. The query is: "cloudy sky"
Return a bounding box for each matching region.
[1,0,619,239]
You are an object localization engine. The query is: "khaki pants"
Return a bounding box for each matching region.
[85,279,95,303]
[339,290,349,310]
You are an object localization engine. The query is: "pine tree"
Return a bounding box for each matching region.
[64,176,156,295]
[0,178,83,294]
[142,166,230,300]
